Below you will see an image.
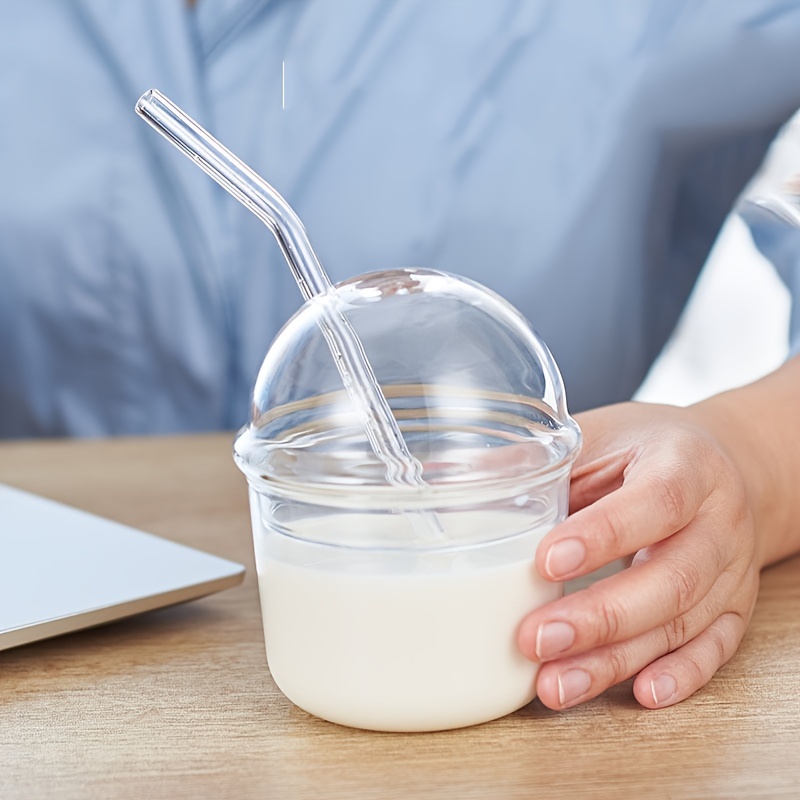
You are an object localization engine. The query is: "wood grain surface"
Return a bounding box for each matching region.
[1,434,799,799]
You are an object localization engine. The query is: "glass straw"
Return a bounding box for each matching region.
[135,90,433,493]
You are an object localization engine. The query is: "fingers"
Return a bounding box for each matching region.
[523,404,759,711]
[633,611,751,708]
[535,609,751,711]
[538,464,712,582]
[520,523,724,661]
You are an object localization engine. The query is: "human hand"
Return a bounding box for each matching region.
[517,401,764,710]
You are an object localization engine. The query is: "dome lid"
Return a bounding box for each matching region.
[234,269,580,502]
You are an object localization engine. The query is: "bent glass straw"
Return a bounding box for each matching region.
[135,89,428,490]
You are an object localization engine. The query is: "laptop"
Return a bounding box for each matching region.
[0,483,245,651]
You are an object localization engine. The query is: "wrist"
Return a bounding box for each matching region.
[685,358,800,567]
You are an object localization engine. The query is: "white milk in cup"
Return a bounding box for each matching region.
[234,269,581,732]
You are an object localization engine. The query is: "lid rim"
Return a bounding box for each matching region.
[234,442,579,511]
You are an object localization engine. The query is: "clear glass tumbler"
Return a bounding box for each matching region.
[234,269,581,732]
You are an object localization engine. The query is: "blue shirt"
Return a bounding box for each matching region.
[2,0,800,438]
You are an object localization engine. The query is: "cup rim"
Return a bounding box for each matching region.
[234,385,581,510]
[235,450,576,511]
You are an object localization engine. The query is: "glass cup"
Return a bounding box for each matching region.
[234,269,581,732]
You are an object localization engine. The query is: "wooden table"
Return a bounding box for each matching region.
[1,434,799,799]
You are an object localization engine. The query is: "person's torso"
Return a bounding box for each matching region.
[2,0,799,437]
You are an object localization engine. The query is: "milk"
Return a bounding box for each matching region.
[254,511,561,732]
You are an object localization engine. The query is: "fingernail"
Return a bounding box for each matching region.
[535,621,576,660]
[650,674,677,706]
[557,669,592,706]
[545,538,586,578]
